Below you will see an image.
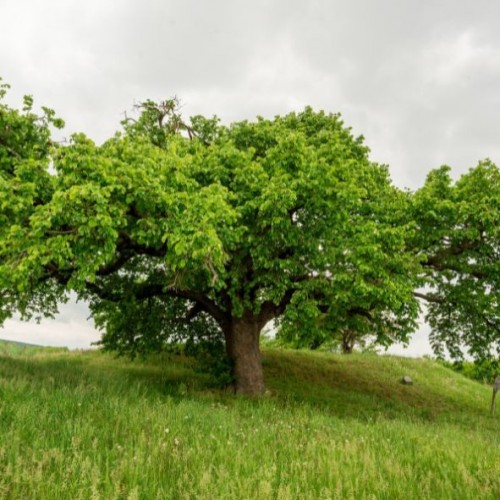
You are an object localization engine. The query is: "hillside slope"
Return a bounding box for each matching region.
[0,345,498,498]
[0,338,67,356]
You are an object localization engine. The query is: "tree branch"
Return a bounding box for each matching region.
[259,288,297,324]
[413,291,444,303]
[86,278,227,326]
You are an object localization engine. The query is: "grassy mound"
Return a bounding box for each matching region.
[0,342,498,499]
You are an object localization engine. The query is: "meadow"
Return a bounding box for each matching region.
[0,339,498,499]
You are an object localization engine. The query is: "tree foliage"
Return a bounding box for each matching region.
[413,162,499,361]
[0,79,65,324]
[0,80,498,393]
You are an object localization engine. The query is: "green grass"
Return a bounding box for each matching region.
[0,340,498,499]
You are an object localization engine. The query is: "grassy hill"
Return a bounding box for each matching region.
[0,342,498,499]
[0,338,67,356]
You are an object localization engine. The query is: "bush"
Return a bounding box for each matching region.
[440,358,499,384]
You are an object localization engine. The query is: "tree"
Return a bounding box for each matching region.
[276,192,421,355]
[4,82,496,393]
[276,233,421,355]
[413,162,500,362]
[0,85,421,394]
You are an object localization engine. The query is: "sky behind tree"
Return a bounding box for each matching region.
[1,0,498,355]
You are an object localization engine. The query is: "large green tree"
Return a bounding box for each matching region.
[0,87,421,393]
[2,83,497,393]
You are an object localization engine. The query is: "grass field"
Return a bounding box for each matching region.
[0,339,498,499]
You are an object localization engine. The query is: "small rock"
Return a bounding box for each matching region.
[401,375,413,385]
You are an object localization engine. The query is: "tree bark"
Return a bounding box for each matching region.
[342,330,355,354]
[223,314,265,395]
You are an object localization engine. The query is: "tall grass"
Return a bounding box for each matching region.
[0,341,498,499]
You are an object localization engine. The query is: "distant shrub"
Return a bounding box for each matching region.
[440,358,499,384]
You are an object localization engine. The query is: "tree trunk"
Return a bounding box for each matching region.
[223,315,265,395]
[342,330,355,354]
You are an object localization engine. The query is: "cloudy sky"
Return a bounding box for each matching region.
[1,0,498,354]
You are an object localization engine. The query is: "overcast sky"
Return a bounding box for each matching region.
[1,0,499,354]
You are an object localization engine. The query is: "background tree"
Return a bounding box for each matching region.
[413,162,500,362]
[278,161,499,362]
[277,182,420,355]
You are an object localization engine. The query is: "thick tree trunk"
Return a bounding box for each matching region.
[223,315,265,395]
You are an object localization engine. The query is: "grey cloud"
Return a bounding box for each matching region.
[278,2,500,188]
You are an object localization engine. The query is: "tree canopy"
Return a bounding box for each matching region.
[0,81,498,394]
[413,162,499,361]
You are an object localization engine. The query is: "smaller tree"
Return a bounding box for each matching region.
[413,161,500,362]
[277,187,420,354]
